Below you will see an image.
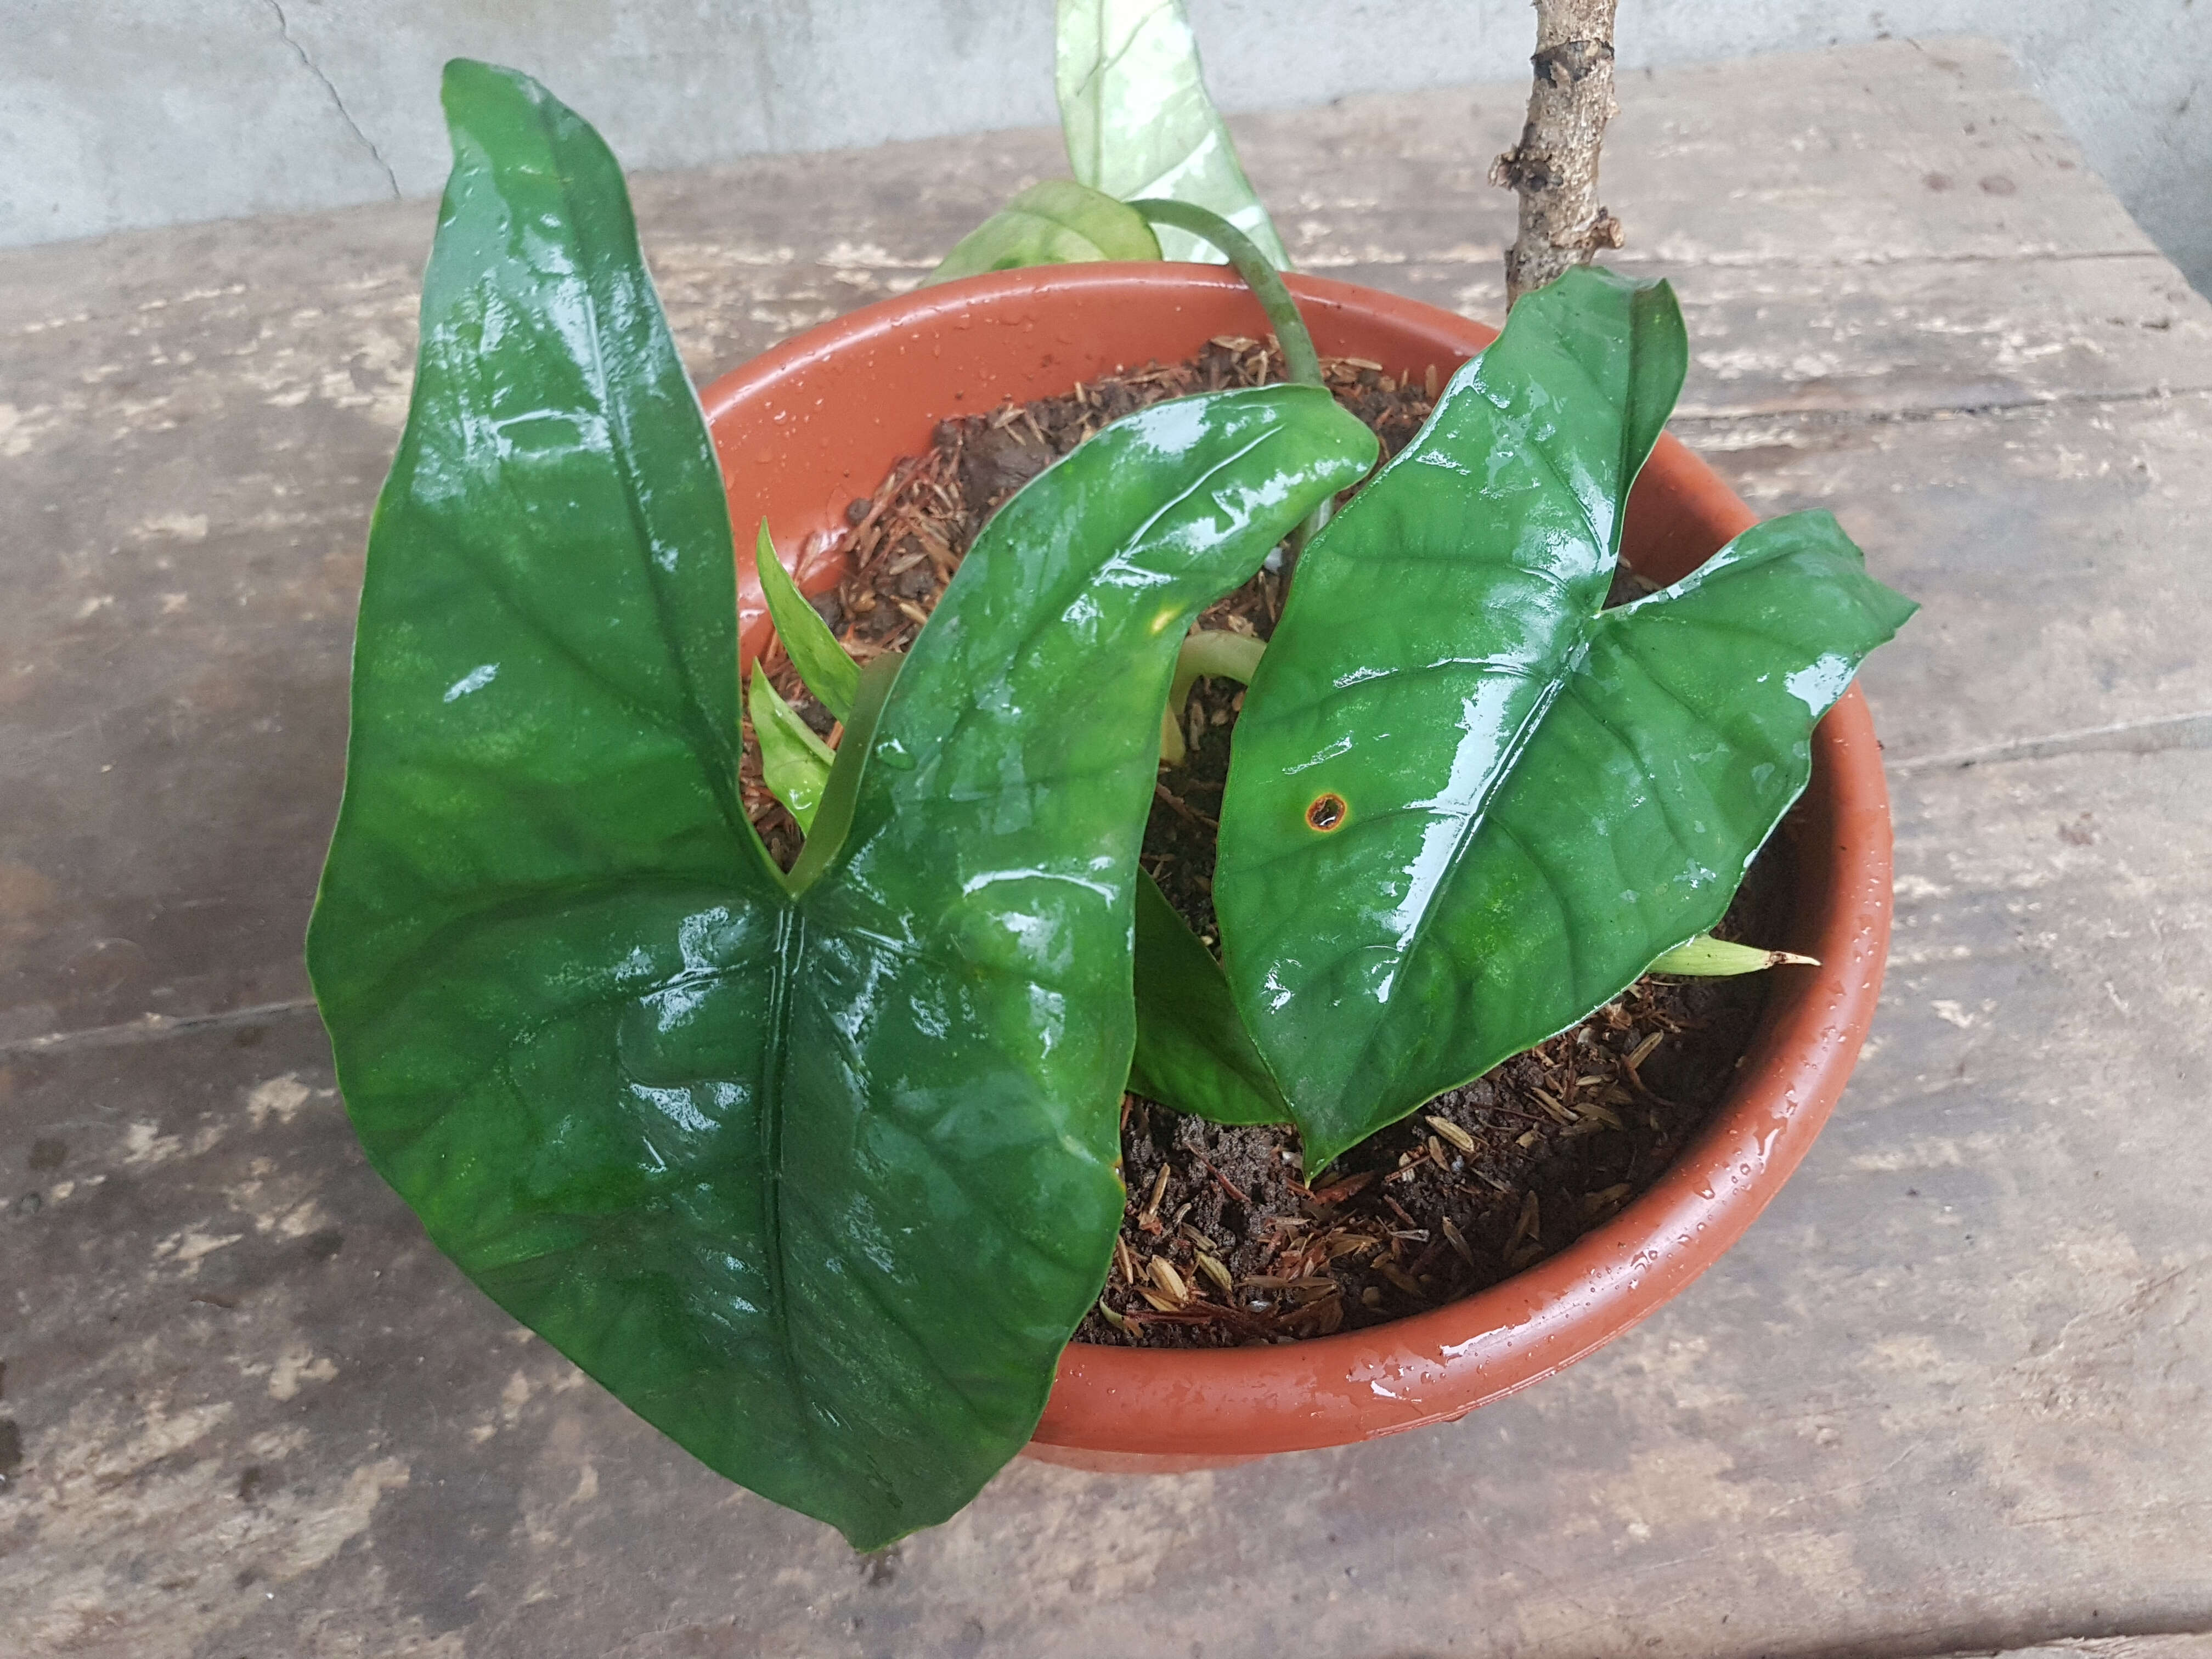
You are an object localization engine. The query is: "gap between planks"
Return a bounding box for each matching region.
[1888,709,2212,776]
[0,997,323,1058]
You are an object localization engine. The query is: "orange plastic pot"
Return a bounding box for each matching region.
[698,265,1893,1474]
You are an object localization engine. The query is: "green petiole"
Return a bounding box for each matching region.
[1128,198,1321,389]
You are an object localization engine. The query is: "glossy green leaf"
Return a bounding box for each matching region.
[754,520,858,723]
[1217,268,1912,1165]
[308,60,1380,1549]
[1129,873,1290,1125]
[1648,934,1818,975]
[1136,625,1284,1124]
[924,179,1162,286]
[749,665,833,831]
[1057,0,1291,268]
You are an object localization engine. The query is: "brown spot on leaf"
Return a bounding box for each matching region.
[1306,793,1348,832]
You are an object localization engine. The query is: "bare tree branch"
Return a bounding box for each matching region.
[1490,0,1623,306]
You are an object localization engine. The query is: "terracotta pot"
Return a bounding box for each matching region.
[698,264,1894,1474]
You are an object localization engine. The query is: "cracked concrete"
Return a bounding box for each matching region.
[2,40,2208,1658]
[257,0,400,201]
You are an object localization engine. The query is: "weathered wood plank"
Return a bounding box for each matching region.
[15,369,2200,1039]
[1689,391,2212,765]
[7,743,2208,1659]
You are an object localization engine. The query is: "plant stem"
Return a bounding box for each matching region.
[1128,198,1322,388]
[1160,628,1266,767]
[1489,0,1624,306]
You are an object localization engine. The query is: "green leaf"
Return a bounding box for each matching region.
[1217,268,1912,1165]
[1129,873,1290,1125]
[749,665,834,832]
[1057,0,1291,268]
[308,60,1380,1549]
[754,520,859,723]
[923,179,1162,286]
[1649,934,1818,975]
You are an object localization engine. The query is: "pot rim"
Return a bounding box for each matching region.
[697,263,1893,1463]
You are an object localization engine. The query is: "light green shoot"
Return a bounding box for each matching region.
[755,521,859,723]
[1056,0,1291,268]
[923,180,1161,286]
[749,664,834,832]
[1648,934,1819,976]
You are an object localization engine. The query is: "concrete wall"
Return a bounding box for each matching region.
[5,1,2208,290]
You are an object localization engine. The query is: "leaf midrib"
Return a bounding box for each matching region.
[1323,668,1573,1117]
[1256,315,1659,1122]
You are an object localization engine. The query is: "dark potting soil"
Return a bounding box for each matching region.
[742,336,1788,1348]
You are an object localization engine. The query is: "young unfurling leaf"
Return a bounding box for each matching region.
[923,179,1161,286]
[1647,934,1819,976]
[748,665,833,832]
[754,520,859,723]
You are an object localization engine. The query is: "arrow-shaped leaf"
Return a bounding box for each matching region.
[755,520,859,723]
[1057,0,1291,268]
[1216,269,1912,1166]
[308,60,1376,1550]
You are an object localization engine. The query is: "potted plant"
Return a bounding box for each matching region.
[308,5,1911,1550]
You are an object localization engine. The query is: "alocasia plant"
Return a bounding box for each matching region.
[901,0,1917,1170]
[314,22,1911,1548]
[307,61,1374,1548]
